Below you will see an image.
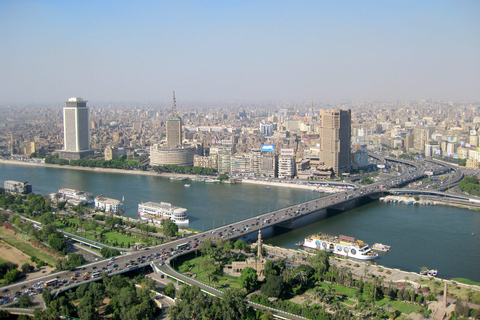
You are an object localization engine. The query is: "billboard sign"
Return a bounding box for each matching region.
[447,137,457,143]
[471,130,477,136]
[417,121,425,126]
[280,149,294,156]
[262,144,275,152]
[453,153,459,159]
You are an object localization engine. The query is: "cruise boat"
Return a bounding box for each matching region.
[303,233,378,260]
[138,201,189,226]
[55,188,94,204]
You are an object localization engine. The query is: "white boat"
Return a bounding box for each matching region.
[205,179,220,183]
[184,184,191,187]
[56,188,94,204]
[427,269,438,277]
[303,233,378,260]
[372,243,391,252]
[138,201,189,226]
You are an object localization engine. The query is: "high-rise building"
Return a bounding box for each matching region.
[320,109,351,175]
[58,97,94,160]
[278,155,296,179]
[166,92,182,148]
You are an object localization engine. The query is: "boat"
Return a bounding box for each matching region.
[303,233,378,260]
[184,184,191,187]
[205,179,220,183]
[266,186,270,189]
[170,176,188,181]
[372,243,391,252]
[427,269,438,277]
[55,188,94,204]
[419,267,429,275]
[138,201,189,226]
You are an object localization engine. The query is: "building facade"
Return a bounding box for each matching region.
[4,180,32,194]
[150,145,195,166]
[58,97,94,160]
[94,196,123,214]
[320,109,351,175]
[278,155,296,179]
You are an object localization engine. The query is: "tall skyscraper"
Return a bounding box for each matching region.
[166,91,182,148]
[58,97,94,160]
[320,109,351,175]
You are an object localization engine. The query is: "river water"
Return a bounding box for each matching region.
[1,162,479,281]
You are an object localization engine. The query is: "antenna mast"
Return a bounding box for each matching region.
[172,91,177,116]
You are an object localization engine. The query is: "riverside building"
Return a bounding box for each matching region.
[94,196,123,214]
[319,109,351,175]
[58,97,94,160]
[3,180,32,194]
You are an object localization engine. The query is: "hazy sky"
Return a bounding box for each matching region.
[1,1,479,105]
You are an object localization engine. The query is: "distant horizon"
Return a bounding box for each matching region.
[1,1,479,105]
[2,97,480,109]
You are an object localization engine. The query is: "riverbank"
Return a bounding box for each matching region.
[381,194,480,211]
[263,244,480,295]
[0,159,198,179]
[240,178,341,192]
[1,158,341,192]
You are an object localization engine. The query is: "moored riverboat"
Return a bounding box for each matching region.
[303,233,378,260]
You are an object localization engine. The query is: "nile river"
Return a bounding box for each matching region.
[1,162,479,282]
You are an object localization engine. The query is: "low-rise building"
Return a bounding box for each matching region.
[94,196,123,214]
[3,180,32,194]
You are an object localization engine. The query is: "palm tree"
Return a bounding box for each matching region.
[313,287,326,307]
[294,270,309,287]
[211,275,219,288]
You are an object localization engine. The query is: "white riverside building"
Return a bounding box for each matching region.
[94,196,123,214]
[51,188,94,205]
[3,180,32,194]
[137,201,189,226]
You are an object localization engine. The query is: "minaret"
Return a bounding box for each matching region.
[257,230,263,259]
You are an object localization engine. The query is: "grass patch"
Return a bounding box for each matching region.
[375,297,391,307]
[104,231,137,245]
[53,221,66,228]
[175,255,242,291]
[315,282,359,298]
[343,299,356,305]
[0,228,58,266]
[453,278,480,286]
[390,300,424,314]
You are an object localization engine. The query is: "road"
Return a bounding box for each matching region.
[2,156,466,318]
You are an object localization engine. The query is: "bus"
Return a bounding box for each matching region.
[176,242,189,251]
[44,279,57,287]
[92,272,101,278]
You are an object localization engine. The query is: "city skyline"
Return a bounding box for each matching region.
[1,1,479,105]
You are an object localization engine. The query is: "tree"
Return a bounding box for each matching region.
[3,269,20,284]
[218,174,228,181]
[21,262,34,273]
[42,288,52,307]
[261,310,274,320]
[17,294,32,307]
[261,275,284,298]
[162,218,178,239]
[100,247,120,258]
[164,282,176,298]
[221,289,248,320]
[239,267,258,291]
[77,293,97,320]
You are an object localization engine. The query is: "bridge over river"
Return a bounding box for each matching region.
[1,156,467,318]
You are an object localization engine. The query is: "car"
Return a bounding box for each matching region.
[1,289,8,293]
